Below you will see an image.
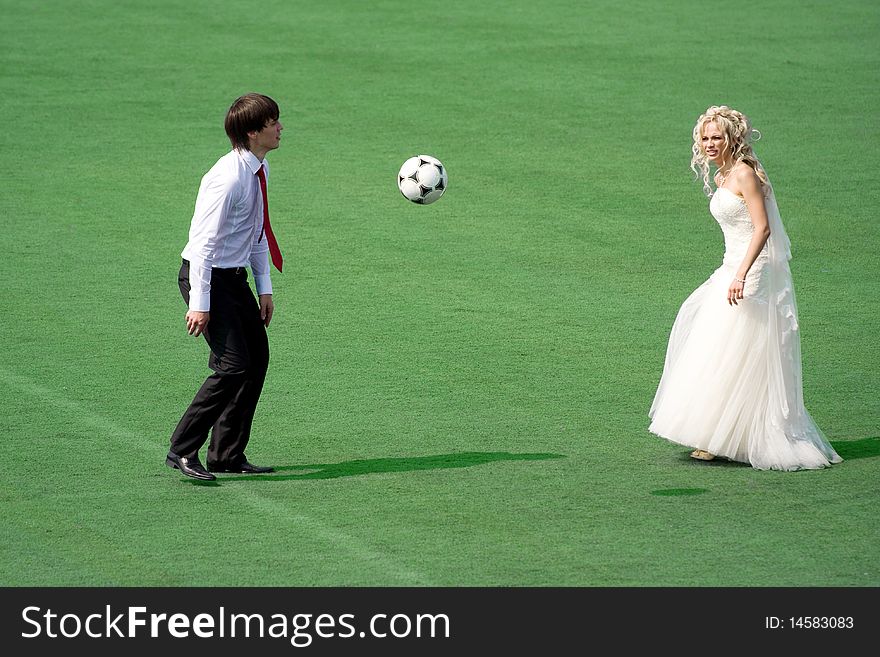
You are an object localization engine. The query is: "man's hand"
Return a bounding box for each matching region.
[185,310,210,337]
[259,294,274,327]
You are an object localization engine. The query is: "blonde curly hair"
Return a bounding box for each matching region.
[691,105,768,197]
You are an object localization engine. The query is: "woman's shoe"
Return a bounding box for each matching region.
[690,449,716,461]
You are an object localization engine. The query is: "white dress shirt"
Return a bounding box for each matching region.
[181,149,273,311]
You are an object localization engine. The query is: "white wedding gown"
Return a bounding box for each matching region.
[649,184,841,470]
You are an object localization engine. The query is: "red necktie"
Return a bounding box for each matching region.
[256,165,283,272]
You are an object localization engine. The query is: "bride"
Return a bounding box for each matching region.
[648,106,841,471]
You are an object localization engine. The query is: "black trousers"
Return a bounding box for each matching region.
[170,260,270,466]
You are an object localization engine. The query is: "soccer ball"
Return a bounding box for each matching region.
[397,155,447,205]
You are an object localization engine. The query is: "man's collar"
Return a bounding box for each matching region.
[235,148,264,174]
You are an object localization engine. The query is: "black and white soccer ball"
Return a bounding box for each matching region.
[397,155,447,205]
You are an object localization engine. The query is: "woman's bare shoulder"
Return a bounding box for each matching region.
[732,163,760,184]
[730,163,762,196]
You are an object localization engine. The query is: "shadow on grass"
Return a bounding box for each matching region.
[677,453,747,468]
[658,437,880,478]
[830,436,880,461]
[188,451,566,485]
[651,487,710,496]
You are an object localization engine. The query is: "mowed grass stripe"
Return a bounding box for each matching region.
[0,368,431,585]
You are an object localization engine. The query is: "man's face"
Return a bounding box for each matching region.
[249,118,283,153]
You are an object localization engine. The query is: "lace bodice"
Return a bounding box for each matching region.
[709,187,769,299]
[710,187,769,264]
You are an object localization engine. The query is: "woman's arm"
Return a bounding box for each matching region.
[727,166,771,305]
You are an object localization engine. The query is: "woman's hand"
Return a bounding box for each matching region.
[728,277,745,306]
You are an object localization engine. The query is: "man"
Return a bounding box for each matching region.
[166,93,284,481]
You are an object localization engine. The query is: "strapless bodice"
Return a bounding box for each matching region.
[708,187,769,300]
[710,187,769,265]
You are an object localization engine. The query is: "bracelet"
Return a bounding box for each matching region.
[734,277,746,283]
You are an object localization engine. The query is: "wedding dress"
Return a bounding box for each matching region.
[648,178,841,471]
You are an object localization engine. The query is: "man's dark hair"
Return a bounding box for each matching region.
[224,93,280,151]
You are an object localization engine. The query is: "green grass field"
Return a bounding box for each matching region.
[1,0,877,586]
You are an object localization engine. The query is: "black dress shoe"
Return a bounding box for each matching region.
[207,461,274,474]
[166,452,216,481]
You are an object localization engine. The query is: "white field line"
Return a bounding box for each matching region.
[0,368,432,585]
